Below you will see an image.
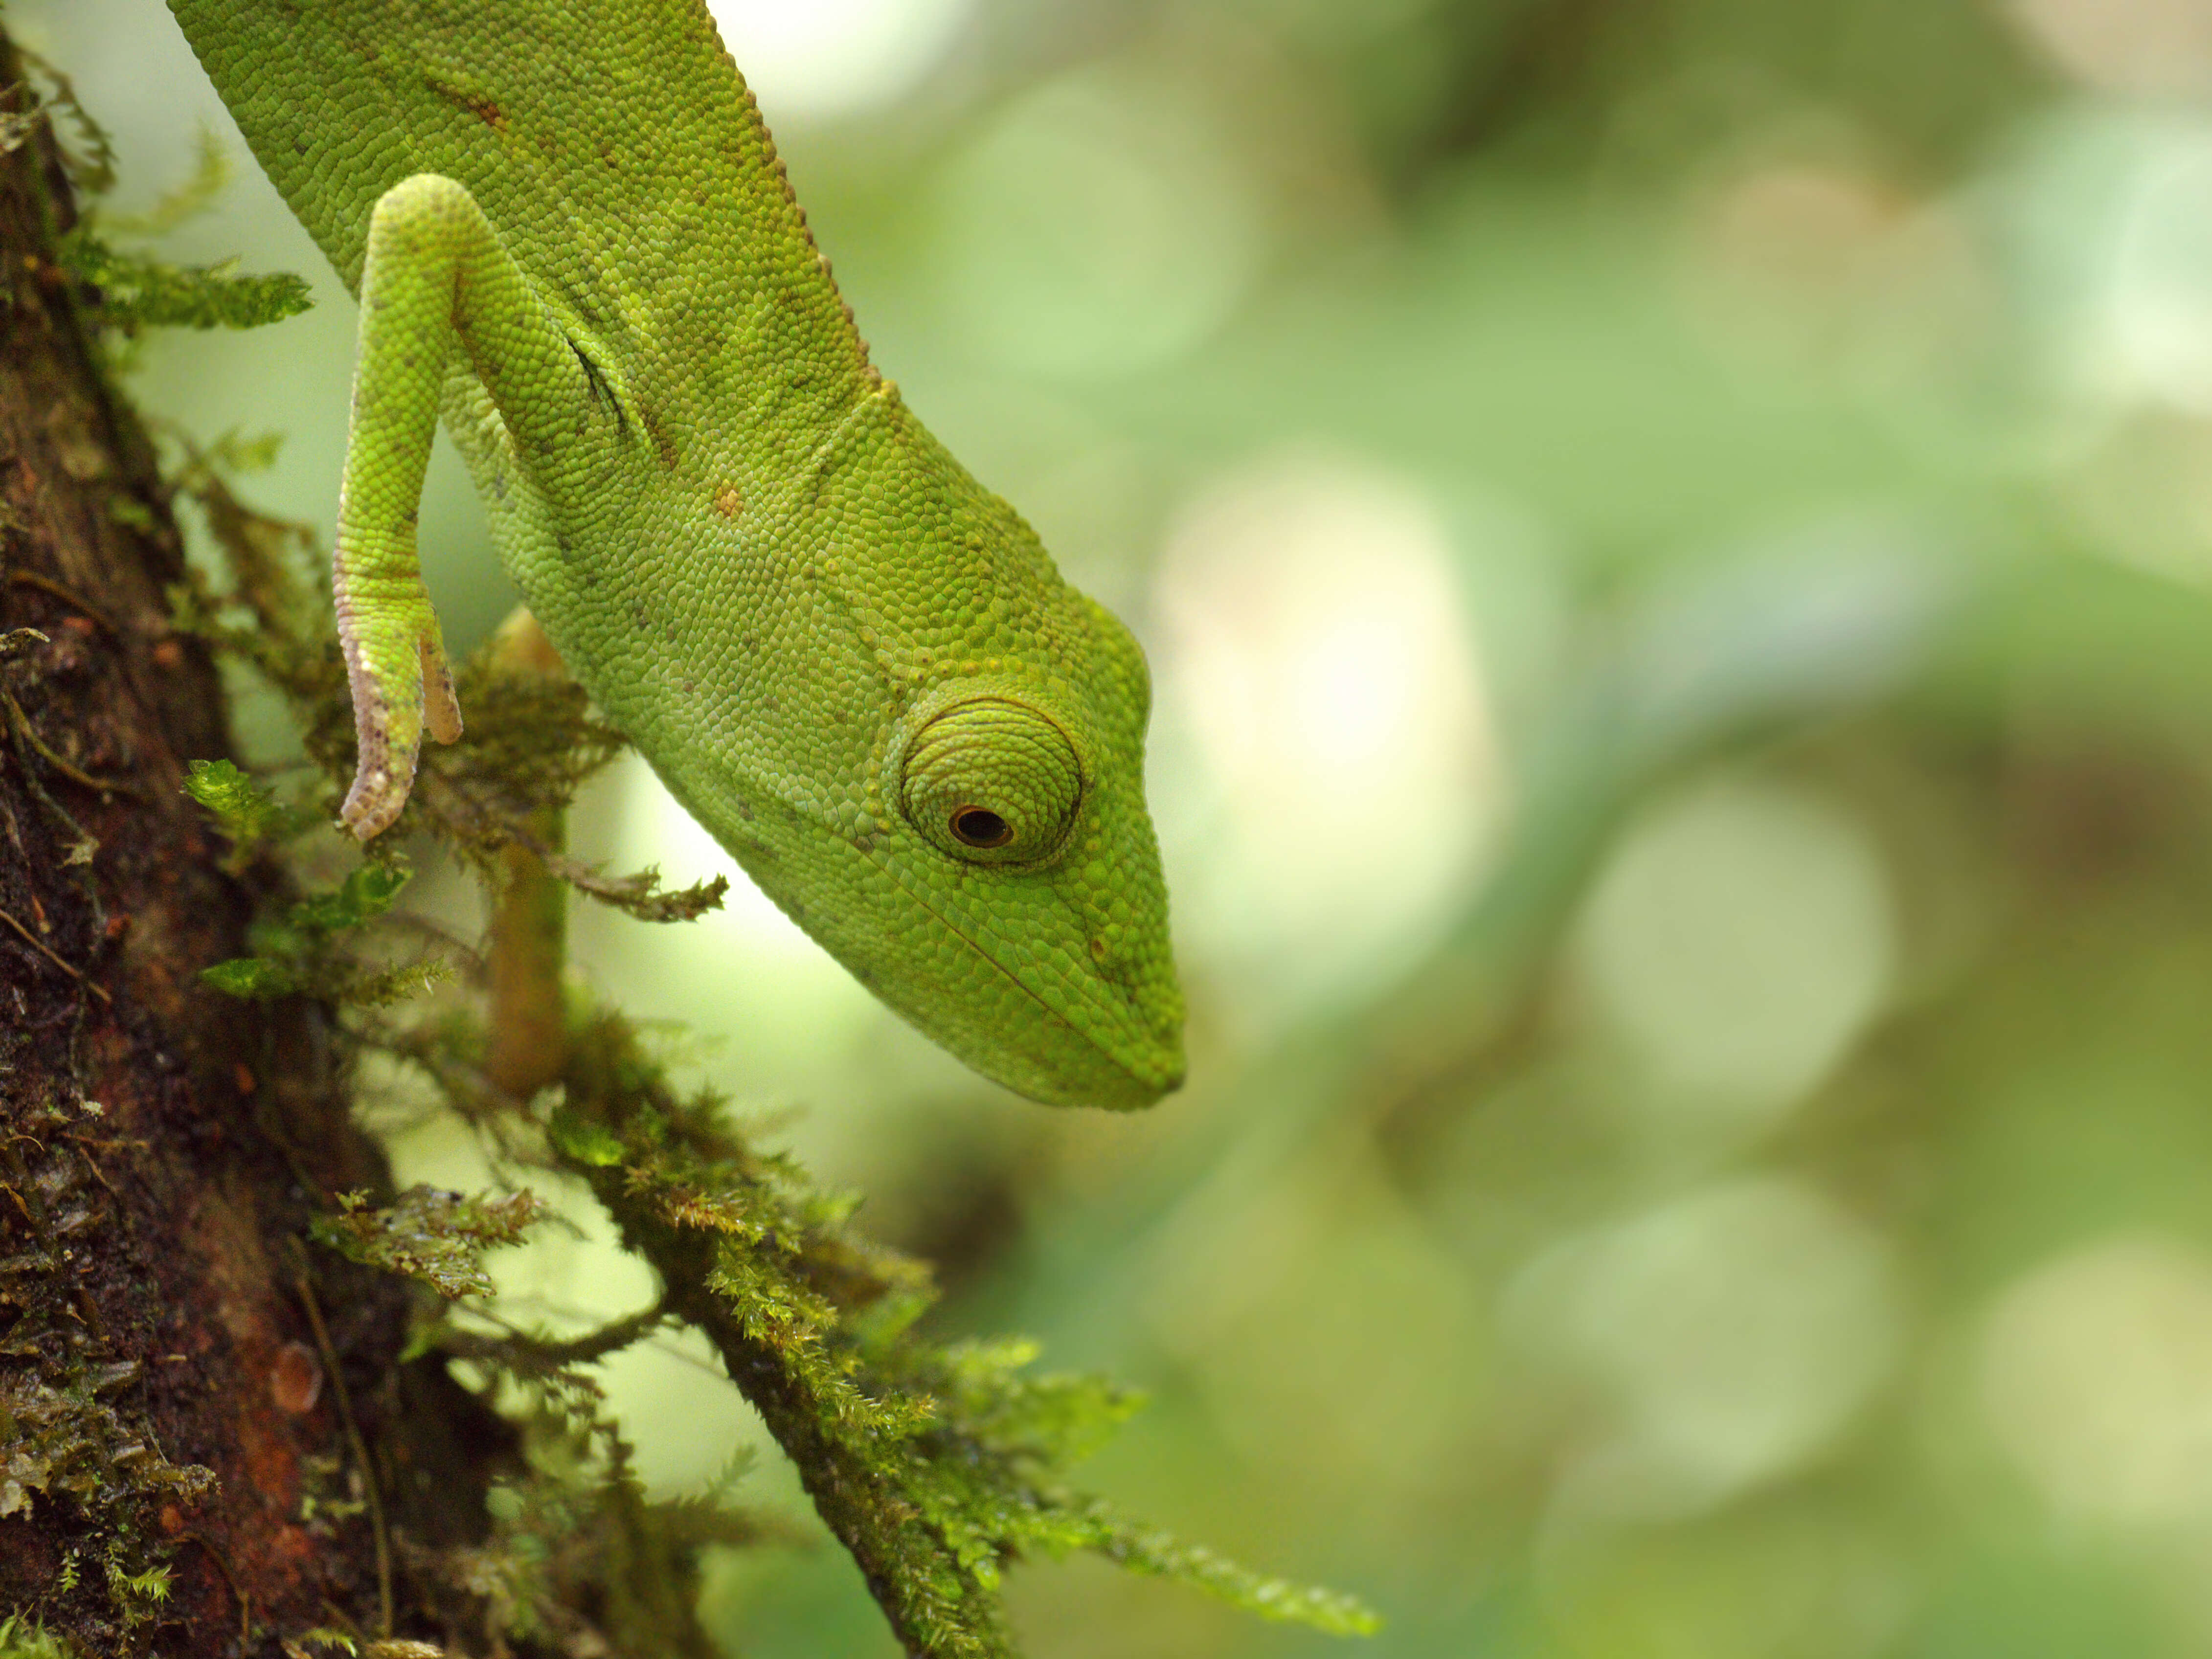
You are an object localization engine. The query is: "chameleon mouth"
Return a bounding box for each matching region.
[869,852,1178,1108]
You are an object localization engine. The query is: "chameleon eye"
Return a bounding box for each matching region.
[902,699,1081,865]
[950,807,1013,849]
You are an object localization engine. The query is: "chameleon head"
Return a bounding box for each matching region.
[644,396,1184,1108]
[880,677,1183,1104]
[665,570,1187,1109]
[854,655,1186,1109]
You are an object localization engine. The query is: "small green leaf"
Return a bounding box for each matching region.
[291,861,410,935]
[108,495,155,533]
[312,1186,548,1300]
[183,757,289,866]
[199,956,294,999]
[548,1109,625,1168]
[339,956,454,1008]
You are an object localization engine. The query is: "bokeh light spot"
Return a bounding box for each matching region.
[706,0,971,118]
[1577,779,1896,1129]
[1980,1235,2212,1526]
[2007,0,2212,97]
[1510,1178,1903,1520]
[1154,452,1501,1013]
[928,69,1264,379]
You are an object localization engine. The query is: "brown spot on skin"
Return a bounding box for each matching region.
[638,402,679,470]
[421,69,508,130]
[713,484,744,518]
[269,1341,322,1415]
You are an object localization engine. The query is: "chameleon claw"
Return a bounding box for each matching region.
[421,631,463,746]
[339,678,417,841]
[336,615,462,842]
[339,761,409,842]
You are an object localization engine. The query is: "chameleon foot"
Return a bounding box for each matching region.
[337,606,463,841]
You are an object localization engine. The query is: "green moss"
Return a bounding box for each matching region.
[181,758,297,871]
[0,1370,211,1521]
[312,1187,548,1302]
[533,1009,1378,1654]
[14,47,116,195]
[198,858,450,1006]
[99,1556,170,1634]
[415,1371,768,1657]
[0,1614,76,1659]
[15,73,311,338]
[0,1132,221,1641]
[58,229,311,332]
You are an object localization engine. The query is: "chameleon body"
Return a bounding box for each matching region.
[167,0,1185,1108]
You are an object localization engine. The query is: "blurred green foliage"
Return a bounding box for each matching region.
[33,0,2212,1652]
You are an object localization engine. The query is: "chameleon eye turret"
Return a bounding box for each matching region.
[900,699,1083,866]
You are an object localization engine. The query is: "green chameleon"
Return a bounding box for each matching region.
[167,0,1184,1108]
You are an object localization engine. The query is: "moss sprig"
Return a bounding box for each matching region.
[311,1188,548,1302]
[58,228,311,333]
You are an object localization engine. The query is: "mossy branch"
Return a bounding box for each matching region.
[175,394,1376,1654]
[533,1008,1377,1654]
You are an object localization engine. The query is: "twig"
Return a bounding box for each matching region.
[292,1256,392,1637]
[447,1295,674,1371]
[0,718,104,895]
[2,687,141,797]
[0,901,110,1002]
[7,569,117,634]
[178,1530,250,1646]
[70,1143,116,1199]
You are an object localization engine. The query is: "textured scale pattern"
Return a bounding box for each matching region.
[169,0,1185,1107]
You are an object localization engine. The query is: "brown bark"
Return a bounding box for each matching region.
[0,33,497,1655]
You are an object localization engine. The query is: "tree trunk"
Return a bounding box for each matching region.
[0,32,494,1654]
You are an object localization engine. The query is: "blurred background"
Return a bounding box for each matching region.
[29,0,2212,1652]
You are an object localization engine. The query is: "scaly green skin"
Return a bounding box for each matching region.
[167,0,1185,1107]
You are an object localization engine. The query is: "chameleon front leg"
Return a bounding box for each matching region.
[333,172,597,838]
